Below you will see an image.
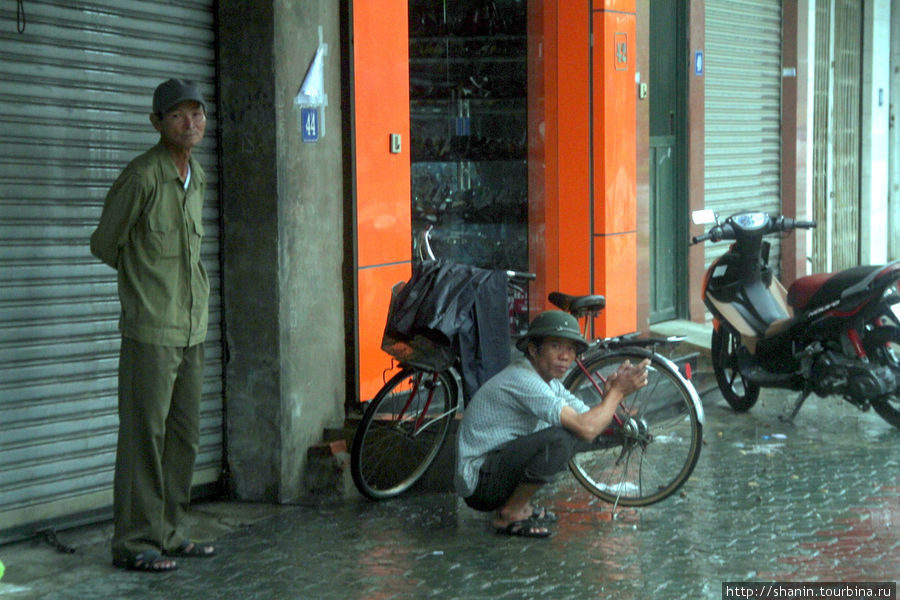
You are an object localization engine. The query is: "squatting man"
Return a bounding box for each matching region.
[455,310,650,537]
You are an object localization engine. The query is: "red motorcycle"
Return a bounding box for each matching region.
[691,210,900,428]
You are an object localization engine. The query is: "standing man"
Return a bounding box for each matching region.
[456,311,650,537]
[91,79,216,572]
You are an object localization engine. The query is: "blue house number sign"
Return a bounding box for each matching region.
[301,107,319,143]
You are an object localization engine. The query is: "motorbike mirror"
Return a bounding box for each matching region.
[691,209,717,225]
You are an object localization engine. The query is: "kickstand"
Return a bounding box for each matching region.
[780,390,810,424]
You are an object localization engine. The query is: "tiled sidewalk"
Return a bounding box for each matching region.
[1,388,898,599]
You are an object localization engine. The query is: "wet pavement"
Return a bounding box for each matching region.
[1,386,898,599]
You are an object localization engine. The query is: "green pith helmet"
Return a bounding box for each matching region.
[515,310,588,354]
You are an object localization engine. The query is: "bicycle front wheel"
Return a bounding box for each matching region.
[350,368,459,500]
[564,349,703,506]
[711,325,760,411]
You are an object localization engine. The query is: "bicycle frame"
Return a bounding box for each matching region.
[396,370,458,436]
[571,356,626,430]
[570,316,693,432]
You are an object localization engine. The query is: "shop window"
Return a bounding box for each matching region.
[408,0,528,274]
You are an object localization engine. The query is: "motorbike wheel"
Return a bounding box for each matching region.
[862,326,900,429]
[711,326,760,411]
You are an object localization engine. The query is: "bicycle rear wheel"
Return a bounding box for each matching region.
[350,367,459,500]
[564,349,703,506]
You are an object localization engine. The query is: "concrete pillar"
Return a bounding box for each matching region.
[217,1,345,502]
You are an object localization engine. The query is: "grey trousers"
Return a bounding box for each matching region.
[464,426,584,513]
[111,337,204,560]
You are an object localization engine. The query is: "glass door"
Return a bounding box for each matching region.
[408,0,528,275]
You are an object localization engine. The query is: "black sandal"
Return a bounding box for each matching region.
[113,550,178,573]
[493,518,552,538]
[531,506,559,523]
[165,540,217,558]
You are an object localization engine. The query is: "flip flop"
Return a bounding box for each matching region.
[531,506,558,523]
[493,518,552,538]
[113,549,178,573]
[166,540,217,558]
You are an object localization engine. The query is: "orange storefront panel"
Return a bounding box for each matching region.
[592,0,636,12]
[594,233,637,336]
[530,1,593,309]
[529,1,637,334]
[353,1,412,401]
[591,8,636,236]
[352,1,641,401]
[353,1,411,268]
[589,4,637,335]
[556,0,593,298]
[357,263,411,401]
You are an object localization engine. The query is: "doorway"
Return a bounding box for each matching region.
[648,0,688,323]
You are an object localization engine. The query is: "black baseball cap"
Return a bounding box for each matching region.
[152,78,207,115]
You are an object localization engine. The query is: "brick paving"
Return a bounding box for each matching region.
[1,387,898,599]
[758,485,899,582]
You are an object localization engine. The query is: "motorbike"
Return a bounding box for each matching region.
[690,210,900,429]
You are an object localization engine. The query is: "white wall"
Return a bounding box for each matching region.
[860,0,891,264]
[805,0,817,270]
[890,0,900,260]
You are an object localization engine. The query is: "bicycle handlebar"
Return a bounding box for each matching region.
[420,225,535,282]
[506,270,536,281]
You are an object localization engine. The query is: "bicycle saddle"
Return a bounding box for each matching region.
[548,292,606,318]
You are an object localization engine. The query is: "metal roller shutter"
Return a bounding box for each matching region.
[704,0,783,274]
[812,0,862,273]
[0,0,221,543]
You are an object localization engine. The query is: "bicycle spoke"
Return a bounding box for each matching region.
[351,368,459,500]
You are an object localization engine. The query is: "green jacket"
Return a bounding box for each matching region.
[90,143,209,347]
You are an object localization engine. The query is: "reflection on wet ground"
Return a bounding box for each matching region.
[9,390,900,599]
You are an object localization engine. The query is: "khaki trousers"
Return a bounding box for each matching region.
[111,337,204,560]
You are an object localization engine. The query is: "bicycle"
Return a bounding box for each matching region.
[350,261,533,501]
[351,236,704,506]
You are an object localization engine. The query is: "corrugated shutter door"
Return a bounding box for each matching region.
[705,0,783,272]
[0,0,221,542]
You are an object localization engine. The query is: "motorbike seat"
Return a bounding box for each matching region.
[787,265,882,312]
[786,273,832,311]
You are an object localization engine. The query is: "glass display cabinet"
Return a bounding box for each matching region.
[408,0,529,275]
